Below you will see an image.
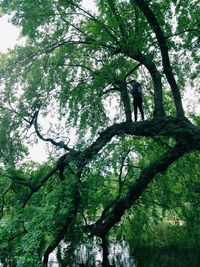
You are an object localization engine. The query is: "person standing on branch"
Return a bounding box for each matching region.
[131,79,144,122]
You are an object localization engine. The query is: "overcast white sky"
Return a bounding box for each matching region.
[0,15,20,52]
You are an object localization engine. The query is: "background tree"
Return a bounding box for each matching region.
[0,0,200,266]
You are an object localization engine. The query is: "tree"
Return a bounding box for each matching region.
[0,0,200,265]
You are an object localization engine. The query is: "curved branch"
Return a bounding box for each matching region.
[79,116,200,171]
[33,110,76,153]
[7,174,32,187]
[127,51,165,117]
[166,27,200,39]
[101,86,119,96]
[132,0,184,116]
[23,116,200,206]
[139,197,182,210]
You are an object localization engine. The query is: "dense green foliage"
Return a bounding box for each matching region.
[0,0,200,266]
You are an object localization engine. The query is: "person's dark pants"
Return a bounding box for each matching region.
[133,96,144,121]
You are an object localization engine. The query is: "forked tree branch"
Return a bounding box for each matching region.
[132,0,184,117]
[12,116,200,208]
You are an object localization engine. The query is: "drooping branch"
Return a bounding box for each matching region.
[86,142,188,237]
[22,150,81,206]
[21,116,200,206]
[132,0,184,117]
[139,197,183,210]
[166,27,200,39]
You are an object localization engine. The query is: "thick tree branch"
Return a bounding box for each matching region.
[119,79,132,122]
[126,51,165,117]
[101,86,119,96]
[80,116,200,168]
[22,116,200,206]
[86,142,188,237]
[132,0,184,116]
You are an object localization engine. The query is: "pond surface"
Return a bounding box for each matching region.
[48,240,200,267]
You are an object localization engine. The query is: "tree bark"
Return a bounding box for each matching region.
[119,79,132,122]
[132,0,184,117]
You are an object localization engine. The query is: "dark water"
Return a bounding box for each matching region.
[48,240,200,267]
[133,247,200,267]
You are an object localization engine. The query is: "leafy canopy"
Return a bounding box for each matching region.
[0,0,200,266]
